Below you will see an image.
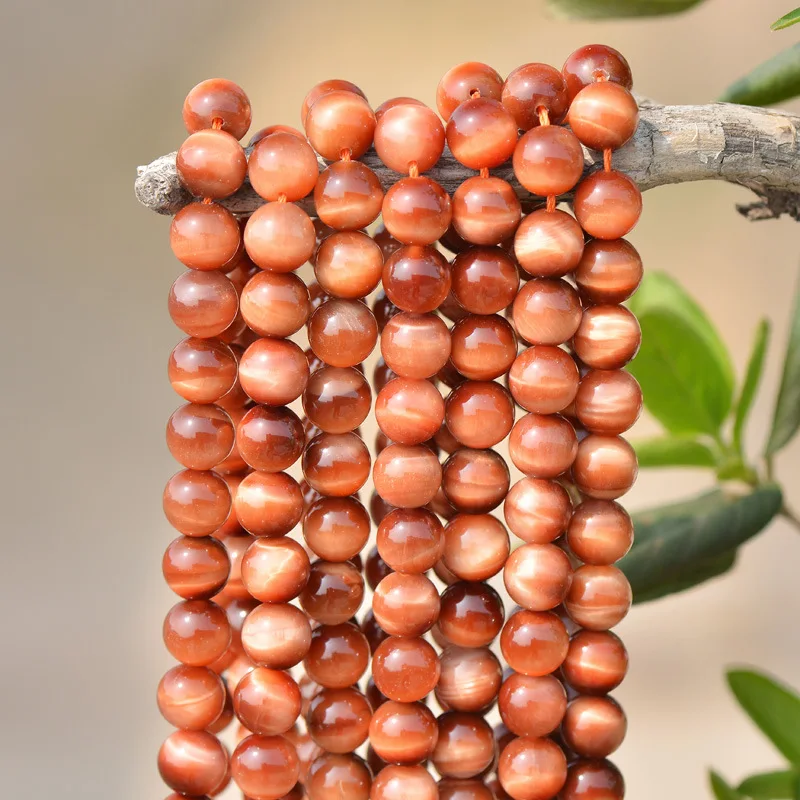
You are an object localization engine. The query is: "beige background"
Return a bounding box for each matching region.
[1,0,798,797]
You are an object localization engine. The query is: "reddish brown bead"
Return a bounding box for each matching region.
[436,646,502,713]
[166,403,234,470]
[307,687,372,753]
[373,443,442,509]
[573,305,641,370]
[234,471,303,537]
[383,178,453,246]
[514,209,585,279]
[315,231,383,299]
[248,132,318,202]
[512,279,582,346]
[563,696,627,758]
[514,126,584,197]
[442,513,510,581]
[373,572,440,637]
[241,602,312,668]
[567,500,634,565]
[442,448,510,514]
[563,630,628,695]
[369,701,438,764]
[452,176,522,246]
[244,202,316,272]
[504,477,572,544]
[451,249,518,316]
[509,413,578,479]
[169,270,239,339]
[240,537,310,603]
[575,238,642,304]
[500,610,569,676]
[377,508,444,573]
[303,432,371,497]
[249,124,305,146]
[439,582,504,648]
[561,758,625,800]
[502,63,569,129]
[575,369,642,435]
[565,566,632,631]
[375,96,425,121]
[574,170,642,240]
[213,531,251,602]
[381,312,451,379]
[164,469,232,537]
[177,129,247,199]
[569,82,639,151]
[562,44,633,103]
[171,202,241,271]
[504,543,573,611]
[300,560,364,624]
[158,729,229,796]
[163,535,230,600]
[573,434,638,500]
[375,103,445,174]
[437,62,504,120]
[305,90,376,160]
[365,545,394,591]
[183,78,251,139]
[314,160,384,231]
[433,712,496,779]
[509,346,579,415]
[301,79,367,123]
[438,779,496,800]
[303,496,370,562]
[499,673,566,738]
[231,734,300,800]
[308,299,378,368]
[233,667,301,735]
[382,245,451,313]
[373,635,440,702]
[445,381,515,449]
[158,664,227,730]
[236,405,304,472]
[306,753,372,800]
[497,736,567,800]
[447,97,518,169]
[373,765,438,799]
[451,315,517,381]
[239,337,309,406]
[240,270,310,338]
[304,622,370,689]
[303,366,371,434]
[376,378,444,445]
[164,599,232,666]
[169,338,237,405]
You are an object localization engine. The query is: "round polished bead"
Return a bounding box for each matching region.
[569,82,639,151]
[315,231,383,299]
[375,103,445,173]
[502,63,569,129]
[164,600,232,666]
[169,337,238,405]
[303,366,371,434]
[300,560,364,624]
[575,238,642,304]
[164,535,230,600]
[248,132,318,202]
[241,603,311,668]
[438,779,496,800]
[236,405,304,472]
[512,279,582,346]
[304,622,370,689]
[567,500,633,565]
[451,247,519,314]
[240,537,310,603]
[183,78,251,139]
[169,270,239,338]
[177,129,247,199]
[377,508,444,573]
[561,758,625,800]
[373,636,440,702]
[497,736,567,800]
[442,513,509,581]
[574,170,642,240]
[240,270,310,338]
[373,443,442,509]
[234,471,303,537]
[442,448,509,514]
[244,202,316,272]
[373,572,440,637]
[214,532,250,603]
[573,305,641,370]
[447,97,518,170]
[158,664,227,730]
[500,610,569,676]
[452,177,522,246]
[563,630,628,695]
[565,565,631,630]
[504,543,573,611]
[381,312,451,379]
[563,696,627,757]
[171,202,241,271]
[372,765,438,799]
[239,338,309,406]
[433,712,496,779]
[303,496,370,562]
[307,687,372,753]
[365,545,393,591]
[514,209,585,279]
[562,44,633,102]
[383,177,452,246]
[308,299,378,368]
[231,734,299,800]
[249,124,305,146]
[509,346,579,415]
[301,79,367,123]
[375,96,425,120]
[234,668,301,735]
[509,413,578,478]
[167,403,234,470]
[573,434,637,500]
[504,477,572,544]
[226,254,259,292]
[436,646,502,713]
[363,609,391,656]
[513,126,584,196]
[314,160,384,231]
[158,729,229,796]
[437,62,504,120]
[499,673,566,738]
[376,378,445,445]
[445,381,515,449]
[575,369,642,435]
[305,90,376,160]
[303,432,371,497]
[451,315,517,381]
[439,582,504,648]
[164,469,232,536]
[382,245,451,313]
[306,753,372,800]
[369,701,438,764]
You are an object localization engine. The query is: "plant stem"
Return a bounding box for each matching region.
[780,504,800,533]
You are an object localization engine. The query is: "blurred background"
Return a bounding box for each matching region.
[1,0,798,797]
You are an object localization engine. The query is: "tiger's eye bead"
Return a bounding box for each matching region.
[164,469,232,536]
[451,315,517,381]
[231,734,300,800]
[314,161,384,230]
[158,729,229,796]
[499,673,566,738]
[366,545,394,591]
[513,126,584,197]
[509,413,578,479]
[241,602,312,668]
[439,582,504,648]
[307,687,372,753]
[438,779,496,800]
[369,701,438,764]
[373,636,440,702]
[377,508,444,573]
[234,668,302,735]
[563,696,627,758]
[240,270,310,339]
[573,305,641,370]
[183,78,251,139]
[303,496,370,562]
[302,79,367,122]
[169,338,238,404]
[171,202,242,271]
[177,129,247,199]
[447,97,518,169]
[381,312,451,378]
[375,103,445,173]
[445,381,515,449]
[450,249,517,315]
[504,477,572,544]
[565,566,632,631]
[304,622,370,688]
[164,600,232,666]
[376,378,444,445]
[372,291,401,333]
[504,543,573,611]
[437,62,504,120]
[236,405,304,472]
[502,63,569,129]
[306,753,372,800]
[452,176,522,246]
[567,500,634,565]
[512,279,582,346]
[308,299,378,368]
[442,514,510,581]
[442,448,510,514]
[373,572,440,637]
[383,178,453,246]
[509,346,580,415]
[163,535,231,600]
[315,231,383,299]
[240,537,310,603]
[305,90,376,160]
[382,245,451,313]
[249,124,305,146]
[575,369,642,435]
[167,403,234,470]
[573,434,637,500]
[500,610,569,676]
[497,736,567,800]
[574,170,642,240]
[244,202,316,272]
[373,443,442,509]
[373,765,438,799]
[514,209,585,279]
[375,96,425,120]
[303,432,371,497]
[563,630,628,695]
[234,471,303,537]
[239,337,309,406]
[248,132,318,202]
[303,366,371,434]
[433,713,496,779]
[575,238,643,304]
[169,270,239,339]
[436,646,502,713]
[158,665,227,730]
[562,44,633,102]
[561,758,625,800]
[300,560,364,624]
[569,82,639,151]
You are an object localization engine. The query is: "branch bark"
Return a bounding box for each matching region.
[135,101,800,222]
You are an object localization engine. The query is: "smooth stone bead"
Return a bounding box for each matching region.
[497,736,567,800]
[164,599,232,666]
[373,635,440,702]
[563,630,628,695]
[307,687,372,753]
[565,566,632,630]
[514,209,585,278]
[233,668,301,735]
[249,123,305,145]
[376,378,444,445]
[382,245,451,313]
[307,299,378,368]
[303,495,370,562]
[500,610,569,676]
[369,701,438,764]
[382,177,452,246]
[377,507,444,573]
[375,103,445,173]
[499,673,566,738]
[163,535,230,600]
[373,572,440,637]
[569,82,639,151]
[443,513,509,581]
[509,345,579,415]
[157,664,227,730]
[575,238,643,304]
[306,753,372,800]
[450,315,517,381]
[445,381,515,449]
[305,90,376,160]
[236,405,304,472]
[452,176,522,246]
[574,170,642,240]
[504,477,572,544]
[442,448,509,514]
[169,337,237,404]
[166,403,234,470]
[573,305,641,369]
[249,132,318,202]
[561,758,625,799]
[177,128,247,199]
[366,545,394,592]
[373,443,442,509]
[513,125,584,197]
[315,231,383,299]
[234,471,303,537]
[447,97,517,169]
[438,779,496,800]
[381,312,451,379]
[238,338,309,406]
[575,369,642,435]
[504,543,573,611]
[567,499,633,565]
[244,202,316,272]
[302,432,371,497]
[512,278,582,346]
[169,270,239,339]
[363,608,391,655]
[372,290,401,333]
[241,603,312,668]
[502,63,569,130]
[164,469,232,536]
[372,764,438,799]
[438,582,504,648]
[432,712,496,779]
[303,366,371,434]
[171,202,241,271]
[437,62,503,120]
[563,696,627,757]
[240,537,310,603]
[214,531,253,602]
[573,434,638,499]
[300,560,364,624]
[315,160,384,230]
[240,269,310,338]
[301,79,367,123]
[304,622,370,689]
[183,78,251,139]
[451,247,519,313]
[158,729,229,796]
[509,413,578,479]
[436,646,502,713]
[231,734,300,800]
[375,96,425,121]
[562,44,633,102]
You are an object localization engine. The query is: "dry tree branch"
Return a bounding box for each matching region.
[135,101,800,222]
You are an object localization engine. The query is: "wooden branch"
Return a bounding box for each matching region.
[135,101,800,222]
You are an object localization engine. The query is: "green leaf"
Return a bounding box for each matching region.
[720,44,800,106]
[547,0,706,18]
[733,319,771,453]
[710,770,745,800]
[621,485,783,603]
[771,8,800,30]
[634,436,717,468]
[765,277,800,456]
[738,770,797,799]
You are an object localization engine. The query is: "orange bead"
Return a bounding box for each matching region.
[565,565,632,631]
[315,231,383,298]
[376,378,444,445]
[432,712,496,779]
[372,765,438,799]
[303,496,370,562]
[573,170,642,240]
[569,82,639,151]
[436,646,502,713]
[445,381,515,449]
[305,90,376,160]
[375,103,445,173]
[302,432,371,497]
[498,673,566,738]
[303,366,372,434]
[177,129,247,199]
[314,160,384,231]
[509,413,578,479]
[381,312,452,379]
[244,202,316,272]
[307,687,372,753]
[497,736,567,800]
[163,469,232,537]
[169,270,239,339]
[234,471,304,537]
[249,124,305,146]
[236,405,304,472]
[561,759,625,800]
[231,734,300,800]
[437,62,503,120]
[446,97,518,170]
[512,278,582,346]
[502,63,569,129]
[562,696,627,758]
[307,299,378,368]
[375,96,425,120]
[573,434,638,500]
[452,176,522,247]
[513,125,584,196]
[442,513,510,581]
[158,729,229,796]
[439,582,504,648]
[503,543,573,611]
[567,500,634,565]
[377,508,444,573]
[240,536,310,603]
[170,202,241,271]
[304,622,370,689]
[241,602,312,668]
[163,535,230,600]
[442,448,510,514]
[504,477,572,544]
[451,247,519,314]
[373,572,440,637]
[183,78,251,140]
[509,345,580,414]
[157,664,227,730]
[234,668,301,735]
[300,559,364,624]
[168,337,237,404]
[301,79,367,123]
[373,443,442,509]
[573,305,641,369]
[382,177,453,246]
[373,636,440,702]
[240,270,310,338]
[500,609,569,676]
[575,369,642,435]
[306,753,372,800]
[239,337,309,406]
[382,245,451,313]
[248,132,319,201]
[166,403,234,470]
[450,315,517,381]
[575,238,642,304]
[369,701,438,764]
[562,630,628,695]
[514,209,585,279]
[164,599,232,667]
[562,44,633,102]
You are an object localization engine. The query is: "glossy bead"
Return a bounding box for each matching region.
[164,469,232,536]
[573,434,638,500]
[300,560,364,624]
[562,44,633,102]
[365,545,394,590]
[574,170,642,240]
[509,346,579,415]
[500,610,569,676]
[236,405,304,472]
[569,82,639,151]
[442,448,509,514]
[514,209,585,279]
[382,245,451,313]
[238,338,309,406]
[514,126,584,197]
[373,636,440,702]
[306,753,372,800]
[512,279,582,346]
[504,477,572,544]
[375,103,445,173]
[302,79,367,123]
[436,646,502,713]
[169,270,239,338]
[177,128,247,200]
[240,270,310,338]
[158,664,226,730]
[315,231,383,299]
[561,758,625,800]
[504,543,573,611]
[183,78,250,138]
[451,315,516,381]
[565,566,632,630]
[304,622,370,688]
[166,403,233,470]
[575,369,642,435]
[383,178,452,246]
[563,630,628,695]
[314,160,384,230]
[509,413,578,478]
[240,537,310,603]
[447,97,517,169]
[375,96,425,120]
[248,132,318,202]
[363,609,391,655]
[575,238,642,304]
[433,712,496,779]
[377,508,444,573]
[373,444,442,509]
[214,530,251,600]
[233,668,301,735]
[158,729,229,796]
[437,62,504,120]
[438,582,504,648]
[303,432,371,497]
[163,535,230,600]
[376,378,444,445]
[305,90,376,160]
[241,603,311,668]
[573,305,641,369]
[502,63,569,129]
[164,600,232,666]
[451,176,522,246]
[497,736,567,800]
[567,500,633,565]
[372,765,438,799]
[438,779,496,800]
[499,673,566,738]
[442,513,509,581]
[381,312,451,379]
[307,687,372,753]
[308,299,378,368]
[171,202,241,271]
[244,202,316,272]
[563,696,627,757]
[369,701,438,764]
[445,381,515,449]
[303,366,371,434]
[373,572,440,637]
[231,734,299,800]
[451,248,519,315]
[169,338,237,404]
[234,471,303,537]
[249,124,305,145]
[303,496,370,562]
